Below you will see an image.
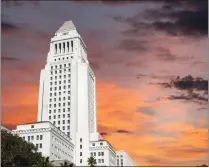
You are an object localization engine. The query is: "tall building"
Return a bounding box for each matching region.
[37,21,101,166]
[12,21,136,166]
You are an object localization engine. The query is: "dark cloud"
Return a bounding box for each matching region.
[126,60,148,68]
[172,75,208,91]
[112,0,208,37]
[197,107,207,111]
[1,21,19,33]
[1,56,20,62]
[156,75,208,92]
[2,1,39,7]
[152,82,172,88]
[116,129,133,134]
[117,39,149,52]
[136,106,156,116]
[151,7,208,36]
[100,132,108,136]
[167,92,208,104]
[153,75,208,105]
[136,74,146,79]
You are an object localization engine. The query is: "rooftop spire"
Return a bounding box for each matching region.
[56,20,76,33]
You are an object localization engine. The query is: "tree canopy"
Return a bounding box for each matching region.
[87,156,97,167]
[1,130,52,167]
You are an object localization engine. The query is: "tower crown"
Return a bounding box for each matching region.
[56,20,76,33]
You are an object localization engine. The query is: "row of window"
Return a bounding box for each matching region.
[51,63,71,69]
[50,79,71,85]
[51,69,70,75]
[117,159,123,166]
[92,142,103,146]
[49,113,70,119]
[52,121,70,127]
[49,91,70,97]
[54,145,71,156]
[49,102,70,108]
[53,56,73,62]
[50,74,70,80]
[50,85,71,91]
[54,41,74,55]
[49,108,70,114]
[91,151,104,157]
[98,159,104,164]
[49,97,71,102]
[117,155,123,158]
[23,135,43,141]
[36,143,42,149]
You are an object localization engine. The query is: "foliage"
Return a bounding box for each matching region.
[1,130,52,167]
[60,161,74,167]
[87,156,97,167]
[197,164,208,167]
[33,157,54,167]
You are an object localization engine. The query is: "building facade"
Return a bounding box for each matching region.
[89,140,116,166]
[12,121,74,163]
[116,150,136,166]
[12,21,136,166]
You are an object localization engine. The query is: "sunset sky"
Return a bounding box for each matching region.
[2,0,208,166]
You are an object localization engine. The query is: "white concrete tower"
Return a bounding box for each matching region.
[37,21,99,165]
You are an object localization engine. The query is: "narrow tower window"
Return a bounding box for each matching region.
[67,42,69,52]
[59,43,61,54]
[71,41,73,52]
[55,44,57,54]
[63,42,65,53]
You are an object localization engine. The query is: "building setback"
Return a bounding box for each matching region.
[12,21,136,166]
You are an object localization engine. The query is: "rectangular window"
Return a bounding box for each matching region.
[40,135,43,140]
[37,135,39,140]
[49,116,51,119]
[31,136,34,141]
[58,121,60,124]
[80,152,82,156]
[92,143,95,146]
[101,152,104,156]
[80,145,82,149]
[40,143,42,148]
[63,120,65,124]
[36,144,39,148]
[80,159,82,164]
[98,152,100,156]
[68,120,70,123]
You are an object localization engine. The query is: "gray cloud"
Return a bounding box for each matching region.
[116,129,133,134]
[136,106,156,116]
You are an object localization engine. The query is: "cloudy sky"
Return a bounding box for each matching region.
[2,0,208,166]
